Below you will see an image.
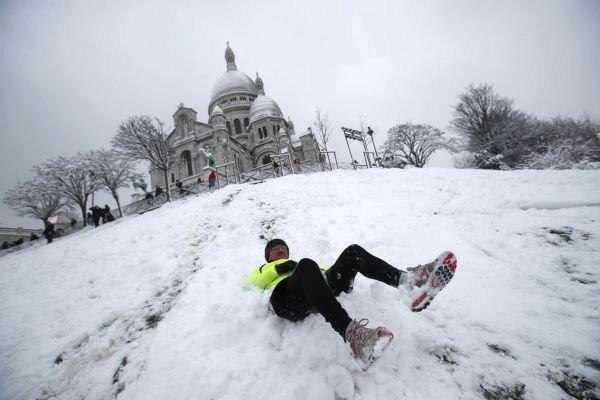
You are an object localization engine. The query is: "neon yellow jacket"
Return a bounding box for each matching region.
[248,259,330,290]
[247,259,294,289]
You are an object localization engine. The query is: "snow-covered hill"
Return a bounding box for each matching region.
[1,168,599,400]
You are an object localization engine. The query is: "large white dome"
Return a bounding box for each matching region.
[210,70,257,105]
[249,95,283,124]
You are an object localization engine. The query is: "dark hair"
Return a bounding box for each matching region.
[264,238,289,261]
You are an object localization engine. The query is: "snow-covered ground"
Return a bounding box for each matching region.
[1,168,599,400]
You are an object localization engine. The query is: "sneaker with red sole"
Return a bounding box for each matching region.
[404,251,457,312]
[345,319,394,370]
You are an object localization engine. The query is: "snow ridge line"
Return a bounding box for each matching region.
[35,216,226,400]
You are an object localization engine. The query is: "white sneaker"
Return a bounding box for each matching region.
[345,319,394,370]
[404,251,457,312]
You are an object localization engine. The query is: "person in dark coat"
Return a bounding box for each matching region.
[87,212,93,226]
[101,204,115,222]
[90,206,103,227]
[175,180,186,195]
[155,186,164,197]
[144,191,154,205]
[43,219,55,244]
[102,205,111,223]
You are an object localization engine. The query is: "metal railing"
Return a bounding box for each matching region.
[319,151,339,171]
[122,151,339,215]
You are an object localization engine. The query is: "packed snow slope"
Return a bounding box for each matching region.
[1,168,599,400]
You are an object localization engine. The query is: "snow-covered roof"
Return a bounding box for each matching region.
[210,70,257,105]
[210,105,224,116]
[249,95,283,124]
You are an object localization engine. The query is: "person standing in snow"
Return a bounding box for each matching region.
[248,239,457,369]
[102,204,111,223]
[43,218,55,244]
[208,170,216,189]
[90,206,103,227]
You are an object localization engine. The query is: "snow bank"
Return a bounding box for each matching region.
[1,168,599,399]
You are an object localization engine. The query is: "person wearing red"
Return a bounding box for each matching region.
[208,170,216,189]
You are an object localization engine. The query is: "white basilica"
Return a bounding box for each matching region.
[149,44,320,189]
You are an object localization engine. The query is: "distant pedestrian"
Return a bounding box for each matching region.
[176,179,186,195]
[43,219,55,244]
[155,186,164,197]
[208,170,216,189]
[105,212,115,222]
[90,206,103,227]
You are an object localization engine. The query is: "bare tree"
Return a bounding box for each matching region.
[522,116,600,169]
[3,177,68,226]
[312,107,333,152]
[33,152,101,225]
[383,123,453,168]
[450,83,524,158]
[112,115,174,201]
[91,149,143,218]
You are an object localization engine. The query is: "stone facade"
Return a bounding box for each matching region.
[150,44,320,189]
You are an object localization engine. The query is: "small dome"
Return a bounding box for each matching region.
[249,95,283,124]
[211,105,224,116]
[210,70,258,105]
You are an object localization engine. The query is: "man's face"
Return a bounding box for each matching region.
[268,244,289,262]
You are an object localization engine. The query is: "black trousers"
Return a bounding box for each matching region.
[44,233,53,244]
[270,244,402,339]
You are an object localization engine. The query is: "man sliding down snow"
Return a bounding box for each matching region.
[248,239,458,370]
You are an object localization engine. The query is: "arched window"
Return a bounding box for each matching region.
[244,118,249,130]
[226,121,232,135]
[171,173,175,183]
[234,119,242,135]
[181,150,193,177]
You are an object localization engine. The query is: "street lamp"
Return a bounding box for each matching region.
[367,127,380,166]
[89,171,95,206]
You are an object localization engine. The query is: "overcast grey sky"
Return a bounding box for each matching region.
[1,0,599,228]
